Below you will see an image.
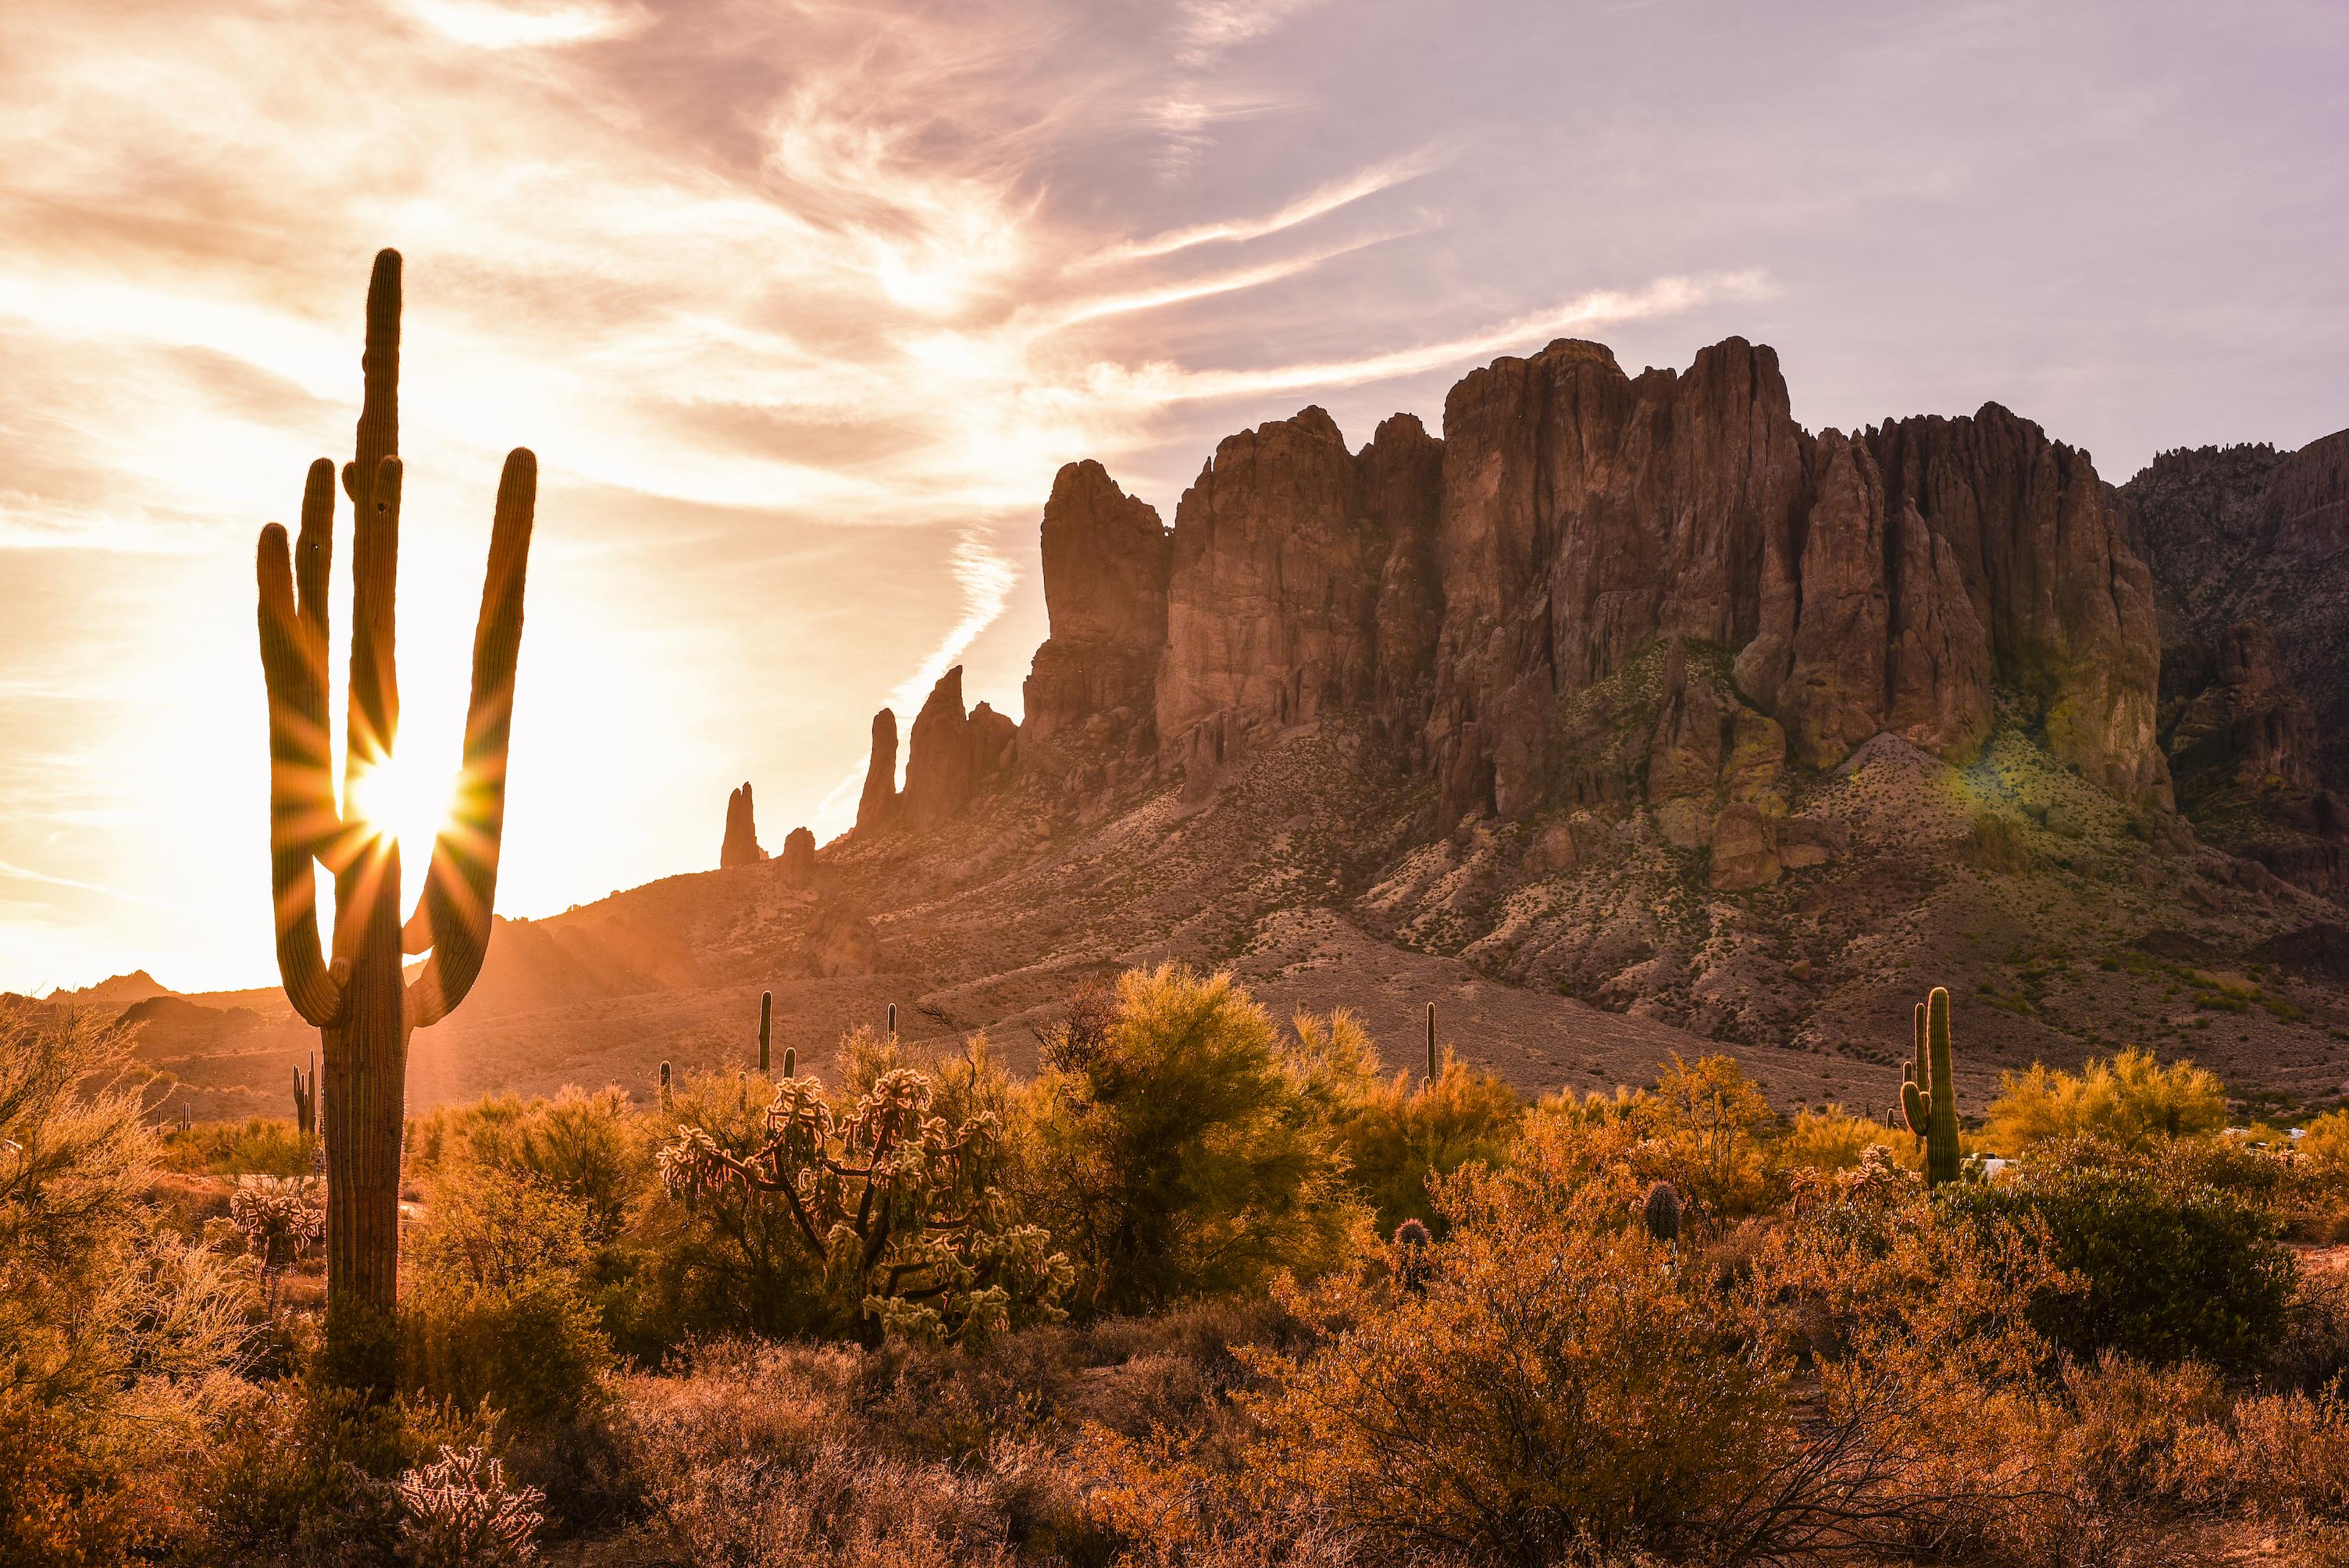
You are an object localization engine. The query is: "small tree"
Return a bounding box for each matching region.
[658,1062,1068,1345]
[1321,1012,1520,1236]
[1983,1048,2228,1154]
[1021,965,1368,1313]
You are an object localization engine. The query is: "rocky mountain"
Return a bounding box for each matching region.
[87,339,2349,1124]
[2119,431,2349,896]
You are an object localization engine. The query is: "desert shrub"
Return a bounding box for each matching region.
[1768,1103,1910,1178]
[2270,1267,2349,1392]
[411,1086,653,1246]
[1323,1018,1520,1235]
[2053,1352,2235,1510]
[1097,1141,2062,1566]
[1019,965,1368,1314]
[198,1371,495,1562]
[1983,1048,2228,1154]
[1943,1140,2297,1370]
[0,1001,255,1565]
[1233,1203,1791,1559]
[1514,1055,1777,1231]
[2304,1109,2349,1173]
[159,1113,319,1176]
[404,1167,613,1424]
[661,1047,1070,1349]
[622,1339,1043,1567]
[633,1067,834,1344]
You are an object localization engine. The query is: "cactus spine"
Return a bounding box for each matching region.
[758,991,772,1078]
[254,249,536,1390]
[1425,1002,1438,1084]
[1898,987,1962,1187]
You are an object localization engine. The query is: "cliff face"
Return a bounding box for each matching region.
[1154,407,1439,772]
[1409,338,2165,824]
[857,333,2181,851]
[2124,430,2349,789]
[1021,461,1169,757]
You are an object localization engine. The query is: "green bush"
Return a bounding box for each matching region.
[1944,1140,2297,1370]
[1018,965,1369,1314]
[403,1167,613,1424]
[1323,1019,1520,1236]
[0,1001,255,1566]
[159,1114,319,1176]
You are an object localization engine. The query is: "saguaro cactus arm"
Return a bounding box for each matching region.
[405,450,536,1028]
[256,458,348,1026]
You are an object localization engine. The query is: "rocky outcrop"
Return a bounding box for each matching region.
[779,825,816,882]
[1155,408,1444,773]
[900,667,1018,830]
[2124,430,2349,789]
[1416,339,2165,825]
[856,710,899,832]
[2158,621,2349,898]
[720,782,765,868]
[1862,405,2167,806]
[2163,623,2321,802]
[839,334,2182,850]
[1021,461,1169,755]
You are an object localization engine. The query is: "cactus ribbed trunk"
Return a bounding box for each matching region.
[255,249,536,1394]
[1923,987,1960,1186]
[1898,986,1962,1188]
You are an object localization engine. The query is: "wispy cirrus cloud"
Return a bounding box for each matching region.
[16,0,2312,995]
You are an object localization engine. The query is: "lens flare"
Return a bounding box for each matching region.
[343,750,456,859]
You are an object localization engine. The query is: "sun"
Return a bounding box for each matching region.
[343,747,458,860]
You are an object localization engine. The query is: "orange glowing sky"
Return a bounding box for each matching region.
[4,0,2345,993]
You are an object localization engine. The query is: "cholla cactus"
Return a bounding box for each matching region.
[659,1064,1071,1345]
[394,1444,544,1567]
[233,1174,325,1316]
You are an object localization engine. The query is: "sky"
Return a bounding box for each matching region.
[2,0,2345,995]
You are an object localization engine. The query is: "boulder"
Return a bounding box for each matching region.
[1708,801,1780,890]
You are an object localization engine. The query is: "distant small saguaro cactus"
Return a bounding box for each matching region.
[659,1060,672,1110]
[291,1052,316,1137]
[1898,987,1962,1188]
[888,1002,897,1036]
[758,991,772,1078]
[1424,1002,1438,1084]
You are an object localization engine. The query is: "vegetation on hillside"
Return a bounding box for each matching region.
[9,974,2349,1565]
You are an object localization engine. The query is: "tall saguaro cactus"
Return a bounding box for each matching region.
[1898,987,1962,1188]
[255,249,536,1388]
